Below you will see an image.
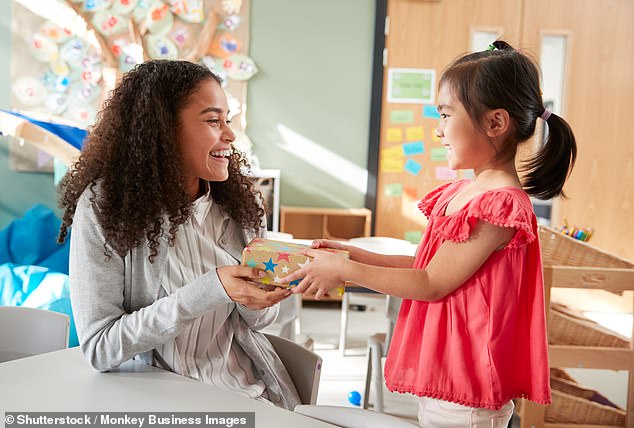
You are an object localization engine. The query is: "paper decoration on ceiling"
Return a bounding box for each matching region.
[112,0,139,15]
[12,0,256,129]
[222,54,257,80]
[220,0,241,15]
[12,77,49,106]
[219,14,241,31]
[171,0,205,23]
[92,10,128,36]
[208,32,241,58]
[146,3,174,34]
[39,22,73,44]
[83,0,113,13]
[145,34,179,59]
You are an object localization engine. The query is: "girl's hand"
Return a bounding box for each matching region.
[310,239,348,251]
[217,265,291,309]
[280,249,346,300]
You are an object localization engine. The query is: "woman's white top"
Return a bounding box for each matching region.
[156,193,268,401]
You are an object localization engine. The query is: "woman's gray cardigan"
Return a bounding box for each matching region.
[69,187,301,409]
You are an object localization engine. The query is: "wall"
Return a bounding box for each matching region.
[0,1,376,229]
[0,0,60,229]
[0,1,9,110]
[247,0,375,209]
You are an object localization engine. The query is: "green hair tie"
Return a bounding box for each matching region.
[486,44,497,51]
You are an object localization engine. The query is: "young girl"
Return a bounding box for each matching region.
[58,60,301,409]
[282,40,577,425]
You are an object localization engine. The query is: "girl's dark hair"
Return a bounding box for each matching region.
[439,40,577,199]
[58,60,264,261]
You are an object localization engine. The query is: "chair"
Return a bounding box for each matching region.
[274,293,303,341]
[363,295,402,412]
[294,404,419,427]
[0,306,70,363]
[264,332,322,405]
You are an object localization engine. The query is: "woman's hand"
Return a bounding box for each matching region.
[280,248,347,300]
[217,265,291,310]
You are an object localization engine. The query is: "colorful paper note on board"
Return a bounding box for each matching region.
[404,158,422,176]
[390,110,415,124]
[386,127,403,142]
[435,166,457,181]
[382,145,405,160]
[423,105,440,119]
[431,147,447,162]
[403,141,424,156]
[404,187,418,199]
[387,68,436,104]
[405,126,424,141]
[384,183,404,197]
[381,158,404,173]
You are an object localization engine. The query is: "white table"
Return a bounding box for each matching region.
[0,348,333,427]
[339,238,418,355]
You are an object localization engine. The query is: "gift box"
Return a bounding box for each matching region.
[241,238,348,294]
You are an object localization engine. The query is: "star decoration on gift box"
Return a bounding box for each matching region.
[276,252,290,262]
[245,258,258,268]
[297,258,311,269]
[281,265,290,274]
[274,275,282,284]
[289,279,301,287]
[263,257,279,273]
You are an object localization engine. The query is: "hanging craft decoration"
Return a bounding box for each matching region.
[112,0,139,16]
[222,54,257,80]
[208,32,241,58]
[144,34,179,59]
[170,0,205,23]
[12,0,257,130]
[12,77,49,107]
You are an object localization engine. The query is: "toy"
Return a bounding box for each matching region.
[347,390,361,406]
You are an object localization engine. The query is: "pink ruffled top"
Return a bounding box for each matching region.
[384,180,551,410]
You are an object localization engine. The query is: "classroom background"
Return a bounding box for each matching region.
[1,1,633,427]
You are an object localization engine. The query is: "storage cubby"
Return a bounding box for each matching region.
[280,206,372,240]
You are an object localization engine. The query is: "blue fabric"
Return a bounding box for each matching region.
[0,204,70,275]
[0,263,78,347]
[0,109,87,150]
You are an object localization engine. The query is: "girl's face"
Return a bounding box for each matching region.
[435,83,496,173]
[177,79,235,199]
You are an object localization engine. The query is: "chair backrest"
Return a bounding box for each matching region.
[264,333,322,405]
[384,295,402,349]
[273,294,301,340]
[294,405,419,427]
[0,306,70,363]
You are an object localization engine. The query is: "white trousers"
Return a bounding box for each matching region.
[418,397,514,428]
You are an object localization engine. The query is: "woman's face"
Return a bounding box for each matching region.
[177,78,235,199]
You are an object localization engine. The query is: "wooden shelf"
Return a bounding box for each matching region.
[518,226,634,428]
[280,206,372,240]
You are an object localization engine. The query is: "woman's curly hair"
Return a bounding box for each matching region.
[58,60,264,262]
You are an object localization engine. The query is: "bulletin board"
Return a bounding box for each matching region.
[376,90,474,243]
[9,0,255,132]
[372,0,522,244]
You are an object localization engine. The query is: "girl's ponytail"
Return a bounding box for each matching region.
[521,113,577,200]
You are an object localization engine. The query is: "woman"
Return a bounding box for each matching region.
[58,60,300,409]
